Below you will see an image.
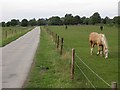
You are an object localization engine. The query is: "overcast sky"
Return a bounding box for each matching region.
[0,0,119,22]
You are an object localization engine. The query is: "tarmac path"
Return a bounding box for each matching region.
[2,27,40,88]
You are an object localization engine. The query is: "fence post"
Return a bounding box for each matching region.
[55,34,57,44]
[111,82,117,90]
[52,32,53,37]
[6,30,7,39]
[71,48,75,80]
[15,30,16,34]
[49,30,50,35]
[11,30,13,35]
[57,35,59,48]
[50,30,52,36]
[60,38,64,55]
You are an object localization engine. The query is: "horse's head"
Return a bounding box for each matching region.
[104,48,108,59]
[101,34,108,59]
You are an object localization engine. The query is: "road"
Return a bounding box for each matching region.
[2,27,40,88]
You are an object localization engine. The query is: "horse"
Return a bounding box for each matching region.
[89,32,108,59]
[100,26,103,31]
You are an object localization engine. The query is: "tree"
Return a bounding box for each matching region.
[90,12,101,25]
[81,16,86,24]
[6,21,11,27]
[83,18,90,25]
[37,18,46,25]
[64,14,74,25]
[11,19,19,26]
[60,17,65,25]
[102,16,110,24]
[21,19,29,27]
[74,15,81,25]
[29,18,37,26]
[113,16,120,25]
[2,22,6,27]
[48,16,63,25]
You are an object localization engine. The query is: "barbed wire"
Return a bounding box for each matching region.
[75,61,96,89]
[75,53,111,87]
[63,40,111,87]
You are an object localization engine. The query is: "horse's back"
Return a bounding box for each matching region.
[89,32,99,42]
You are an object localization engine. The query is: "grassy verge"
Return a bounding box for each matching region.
[1,26,34,47]
[24,26,92,88]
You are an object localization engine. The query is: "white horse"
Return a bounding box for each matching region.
[89,32,108,59]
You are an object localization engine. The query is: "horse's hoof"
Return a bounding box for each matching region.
[105,56,108,59]
[97,54,99,56]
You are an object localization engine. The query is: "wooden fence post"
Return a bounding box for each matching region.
[57,35,59,48]
[71,48,75,80]
[46,28,48,33]
[50,30,52,35]
[60,38,64,55]
[6,30,7,39]
[49,30,50,35]
[52,32,53,37]
[11,30,13,37]
[55,34,57,44]
[111,82,117,90]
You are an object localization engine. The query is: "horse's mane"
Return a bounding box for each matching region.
[100,34,108,49]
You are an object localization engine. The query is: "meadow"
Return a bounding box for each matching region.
[0,26,34,47]
[25,25,118,88]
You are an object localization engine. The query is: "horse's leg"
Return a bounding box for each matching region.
[97,45,100,55]
[100,45,103,56]
[90,41,93,55]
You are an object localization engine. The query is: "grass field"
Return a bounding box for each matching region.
[0,26,34,47]
[25,25,118,88]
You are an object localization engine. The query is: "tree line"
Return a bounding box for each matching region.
[1,12,120,27]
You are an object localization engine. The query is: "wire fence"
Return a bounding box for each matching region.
[44,26,117,89]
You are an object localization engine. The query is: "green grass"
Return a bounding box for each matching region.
[25,27,93,88]
[25,25,118,88]
[1,26,34,47]
[48,25,118,88]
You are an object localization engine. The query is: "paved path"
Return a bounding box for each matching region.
[2,27,40,88]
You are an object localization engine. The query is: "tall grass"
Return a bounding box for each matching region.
[1,26,34,47]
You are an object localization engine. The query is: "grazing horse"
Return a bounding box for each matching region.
[100,26,103,31]
[89,32,108,59]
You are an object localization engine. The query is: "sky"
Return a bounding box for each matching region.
[0,0,119,22]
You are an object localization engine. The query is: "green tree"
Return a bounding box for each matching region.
[21,19,28,27]
[74,15,81,25]
[90,12,101,25]
[37,18,46,25]
[83,18,90,25]
[102,16,111,24]
[60,17,65,25]
[48,16,62,25]
[11,19,19,26]
[2,22,6,27]
[29,18,37,26]
[6,21,11,27]
[80,16,86,24]
[64,14,74,25]
[113,16,120,25]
